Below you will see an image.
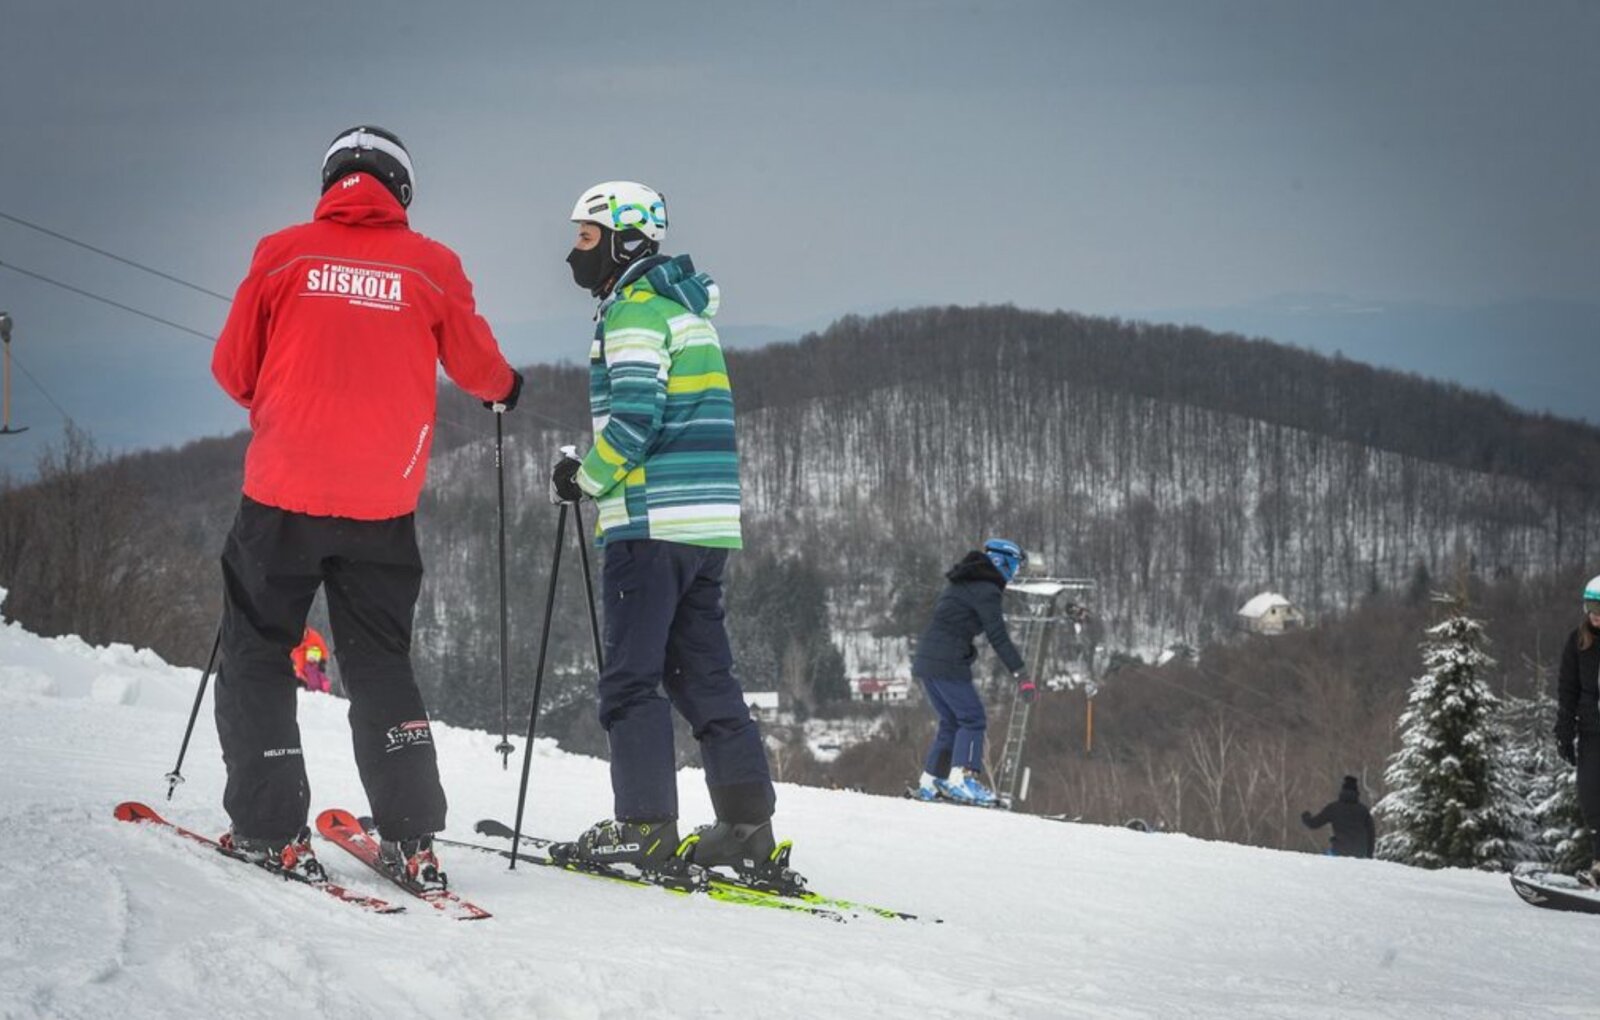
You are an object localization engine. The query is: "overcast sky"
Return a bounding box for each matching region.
[0,0,1595,476]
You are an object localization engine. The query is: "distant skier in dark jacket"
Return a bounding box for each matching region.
[1301,776,1375,858]
[910,539,1030,807]
[1555,574,1600,884]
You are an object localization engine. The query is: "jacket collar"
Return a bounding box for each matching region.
[314,173,410,227]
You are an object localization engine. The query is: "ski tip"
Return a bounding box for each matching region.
[114,801,160,824]
[315,807,361,830]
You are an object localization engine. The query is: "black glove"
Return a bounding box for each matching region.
[485,369,523,412]
[549,455,583,505]
[1558,729,1577,766]
[1300,810,1314,827]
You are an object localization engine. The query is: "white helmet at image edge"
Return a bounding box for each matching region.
[570,181,668,241]
[1584,575,1600,603]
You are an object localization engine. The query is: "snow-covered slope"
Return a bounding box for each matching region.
[1,592,1591,1019]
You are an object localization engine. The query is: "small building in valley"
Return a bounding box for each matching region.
[849,677,912,703]
[1237,592,1305,635]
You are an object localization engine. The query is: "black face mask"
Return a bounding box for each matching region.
[566,244,615,297]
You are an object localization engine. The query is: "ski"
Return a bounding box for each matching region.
[904,785,1005,810]
[112,801,403,914]
[432,832,846,922]
[314,808,491,921]
[1510,871,1600,915]
[473,818,936,924]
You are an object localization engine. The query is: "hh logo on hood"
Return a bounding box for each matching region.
[304,261,405,311]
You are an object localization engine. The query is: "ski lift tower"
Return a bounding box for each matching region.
[0,313,26,436]
[993,575,1096,809]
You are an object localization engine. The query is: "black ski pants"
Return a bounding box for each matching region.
[1579,732,1600,859]
[215,496,446,843]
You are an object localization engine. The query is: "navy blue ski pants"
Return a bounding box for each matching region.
[597,539,774,824]
[920,676,988,775]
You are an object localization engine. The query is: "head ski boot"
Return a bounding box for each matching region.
[683,820,806,895]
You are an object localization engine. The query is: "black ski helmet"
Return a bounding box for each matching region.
[321,126,414,207]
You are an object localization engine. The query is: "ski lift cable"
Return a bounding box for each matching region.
[7,348,75,424]
[1,259,585,438]
[0,260,216,341]
[0,210,231,302]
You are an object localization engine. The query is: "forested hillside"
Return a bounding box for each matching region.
[3,305,1597,830]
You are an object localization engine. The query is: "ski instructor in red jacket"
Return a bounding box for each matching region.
[210,125,521,889]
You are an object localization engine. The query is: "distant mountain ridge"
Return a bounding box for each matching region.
[6,304,1599,735]
[730,305,1600,493]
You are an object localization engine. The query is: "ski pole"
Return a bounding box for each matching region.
[570,482,604,674]
[492,412,514,769]
[165,619,223,799]
[508,501,568,868]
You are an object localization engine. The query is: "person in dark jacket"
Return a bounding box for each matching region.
[910,539,1030,806]
[1555,574,1600,884]
[1301,775,1376,858]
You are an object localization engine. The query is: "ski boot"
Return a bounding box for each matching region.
[220,827,327,881]
[683,820,807,896]
[380,834,448,892]
[911,784,940,802]
[551,819,702,886]
[936,771,997,806]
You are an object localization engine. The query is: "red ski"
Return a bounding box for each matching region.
[113,801,402,914]
[315,808,491,921]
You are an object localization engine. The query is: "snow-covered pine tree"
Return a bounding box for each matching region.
[1375,598,1519,869]
[1500,684,1588,873]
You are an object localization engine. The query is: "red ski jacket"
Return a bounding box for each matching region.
[213,173,514,520]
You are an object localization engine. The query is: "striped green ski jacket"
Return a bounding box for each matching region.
[575,254,742,548]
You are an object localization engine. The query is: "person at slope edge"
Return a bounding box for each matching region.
[210,125,521,889]
[910,539,1031,807]
[1555,574,1600,885]
[1300,775,1375,858]
[547,180,782,879]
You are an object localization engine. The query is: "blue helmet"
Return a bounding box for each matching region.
[984,539,1026,581]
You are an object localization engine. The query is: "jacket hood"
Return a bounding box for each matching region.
[616,253,720,318]
[946,551,1007,587]
[314,173,410,227]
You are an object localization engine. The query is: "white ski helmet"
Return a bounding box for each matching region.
[1584,575,1600,606]
[570,181,668,241]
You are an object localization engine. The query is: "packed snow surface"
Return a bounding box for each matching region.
[2,593,1594,1019]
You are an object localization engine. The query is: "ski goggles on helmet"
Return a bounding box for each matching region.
[1585,600,1600,616]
